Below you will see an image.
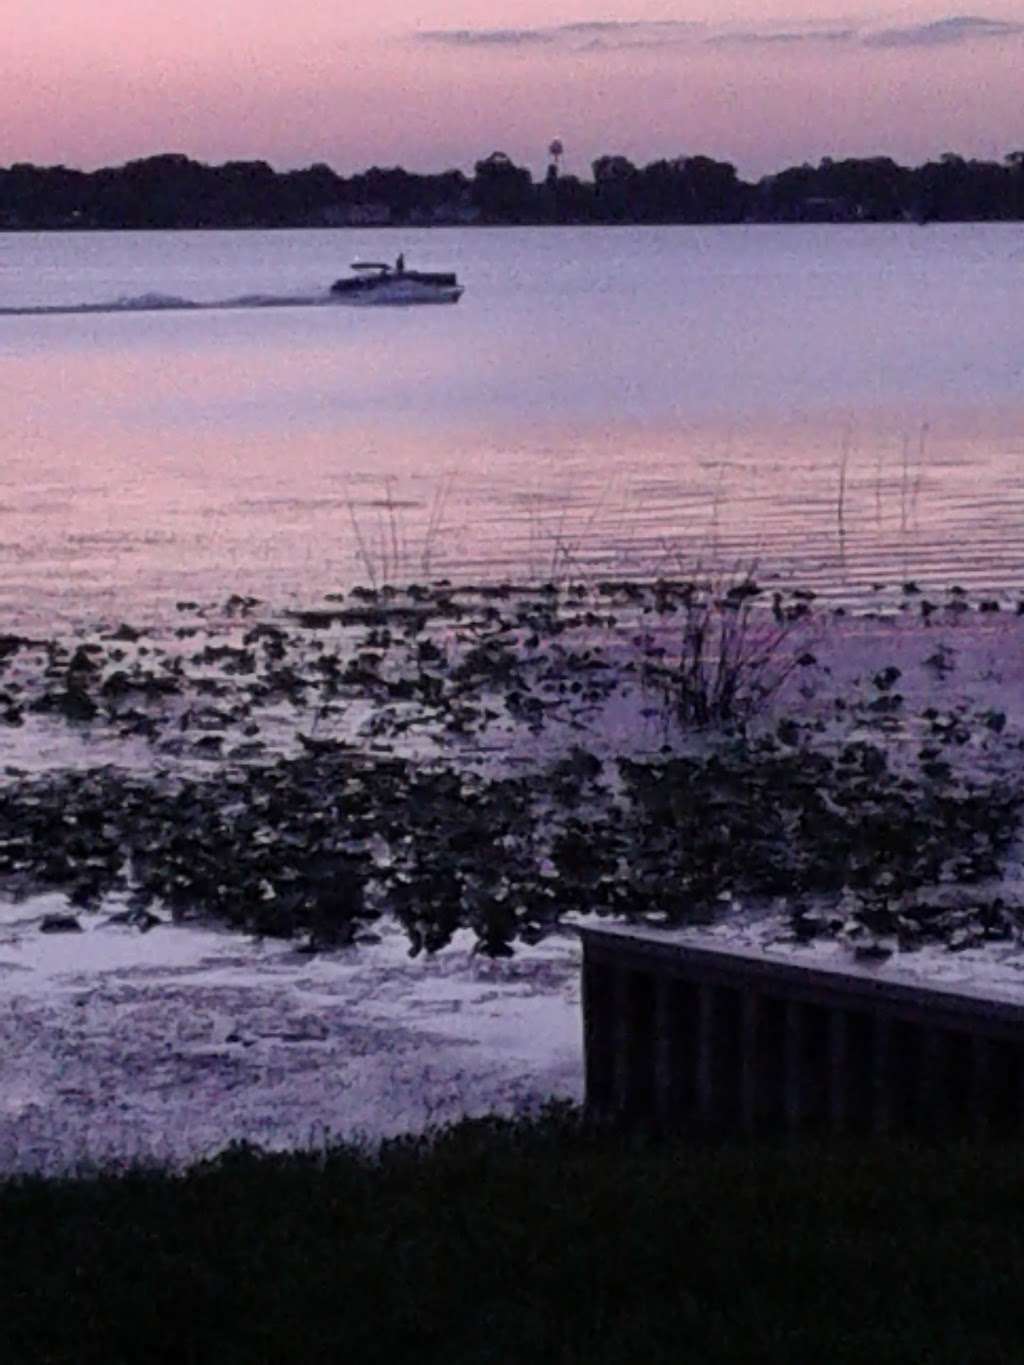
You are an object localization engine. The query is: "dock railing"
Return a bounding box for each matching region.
[579,925,1024,1138]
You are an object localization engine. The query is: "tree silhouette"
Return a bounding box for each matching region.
[1,148,1023,230]
[471,152,533,222]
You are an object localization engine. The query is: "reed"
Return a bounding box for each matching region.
[836,425,852,559]
[647,570,815,728]
[345,473,456,587]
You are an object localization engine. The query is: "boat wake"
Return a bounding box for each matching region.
[0,290,346,318]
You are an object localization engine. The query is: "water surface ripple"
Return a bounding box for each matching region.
[0,225,1021,627]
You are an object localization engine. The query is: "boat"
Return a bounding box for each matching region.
[329,259,464,305]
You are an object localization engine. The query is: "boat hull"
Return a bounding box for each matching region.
[329,279,463,306]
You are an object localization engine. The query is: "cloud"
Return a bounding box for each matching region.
[417,28,556,48]
[415,20,703,52]
[709,28,856,47]
[559,20,702,40]
[863,15,1024,47]
[559,21,671,34]
[415,14,1024,55]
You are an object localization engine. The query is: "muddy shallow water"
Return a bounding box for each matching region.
[0,898,583,1174]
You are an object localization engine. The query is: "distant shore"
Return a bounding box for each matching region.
[3,148,1022,231]
[3,218,1021,233]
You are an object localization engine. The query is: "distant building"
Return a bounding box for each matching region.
[409,199,481,226]
[314,205,351,227]
[799,196,858,222]
[342,202,392,226]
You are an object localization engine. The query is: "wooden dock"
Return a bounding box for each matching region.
[580,924,1024,1137]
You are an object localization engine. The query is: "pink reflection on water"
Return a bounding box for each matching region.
[1,324,1022,631]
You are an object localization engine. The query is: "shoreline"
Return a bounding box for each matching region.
[7,218,1024,233]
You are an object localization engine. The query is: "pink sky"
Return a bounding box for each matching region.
[2,2,1022,177]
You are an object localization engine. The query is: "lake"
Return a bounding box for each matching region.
[1,224,1022,629]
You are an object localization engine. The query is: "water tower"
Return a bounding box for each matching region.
[548,138,564,177]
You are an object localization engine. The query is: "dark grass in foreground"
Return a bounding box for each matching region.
[4,1106,1024,1364]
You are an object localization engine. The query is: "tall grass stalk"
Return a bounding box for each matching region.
[899,431,912,536]
[345,474,456,588]
[420,471,456,579]
[657,570,814,728]
[346,492,382,589]
[836,426,852,558]
[910,420,930,527]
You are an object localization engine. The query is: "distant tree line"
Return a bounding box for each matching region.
[2,149,1024,229]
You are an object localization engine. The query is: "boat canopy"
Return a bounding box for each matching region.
[350,261,391,272]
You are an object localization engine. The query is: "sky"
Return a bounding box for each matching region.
[2,2,1023,179]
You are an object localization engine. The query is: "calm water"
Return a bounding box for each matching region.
[1,224,1022,628]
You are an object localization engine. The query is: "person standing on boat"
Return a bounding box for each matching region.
[395,253,405,274]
